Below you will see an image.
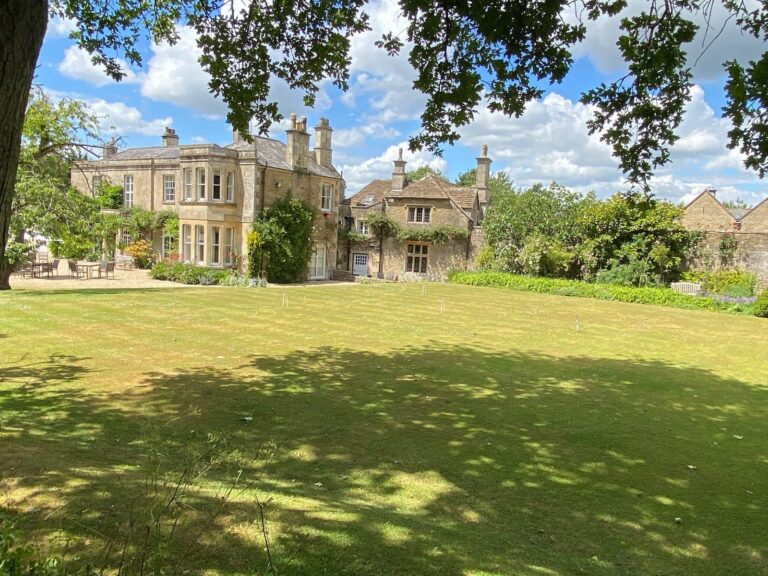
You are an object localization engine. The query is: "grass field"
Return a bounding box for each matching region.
[1,283,767,575]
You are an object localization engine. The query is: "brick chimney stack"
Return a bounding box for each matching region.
[285,113,310,169]
[314,117,333,168]
[162,127,179,147]
[475,144,492,206]
[103,138,118,158]
[391,148,407,192]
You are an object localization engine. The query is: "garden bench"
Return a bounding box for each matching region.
[671,281,702,296]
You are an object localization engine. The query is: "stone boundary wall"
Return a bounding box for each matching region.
[690,231,768,289]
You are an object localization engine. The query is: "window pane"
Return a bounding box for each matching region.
[197,169,206,199]
[213,171,221,200]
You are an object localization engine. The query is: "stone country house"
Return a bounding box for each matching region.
[682,188,768,287]
[339,146,492,279]
[71,114,344,280]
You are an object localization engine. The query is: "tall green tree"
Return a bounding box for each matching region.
[4,90,106,283]
[2,1,767,287]
[455,169,515,198]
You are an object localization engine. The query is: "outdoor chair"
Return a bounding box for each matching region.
[68,260,83,278]
[20,261,34,278]
[99,260,115,279]
[49,258,60,277]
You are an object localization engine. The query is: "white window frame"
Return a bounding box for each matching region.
[211,226,221,265]
[195,225,205,264]
[406,242,428,273]
[163,174,175,203]
[92,175,102,193]
[162,232,174,257]
[226,172,234,202]
[121,231,131,247]
[358,220,369,235]
[320,183,332,212]
[182,224,191,262]
[196,168,206,200]
[407,206,430,224]
[212,170,222,201]
[123,175,134,207]
[183,168,193,200]
[224,227,234,265]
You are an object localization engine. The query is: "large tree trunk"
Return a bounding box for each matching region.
[0,0,48,290]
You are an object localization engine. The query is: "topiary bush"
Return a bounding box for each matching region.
[754,289,768,318]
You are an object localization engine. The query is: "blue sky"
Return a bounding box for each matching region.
[39,0,766,205]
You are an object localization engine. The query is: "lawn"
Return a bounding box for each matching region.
[1,283,767,576]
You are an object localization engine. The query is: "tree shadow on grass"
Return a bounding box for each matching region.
[2,346,767,575]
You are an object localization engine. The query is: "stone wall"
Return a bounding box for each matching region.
[690,231,768,289]
[682,191,737,232]
[683,191,768,289]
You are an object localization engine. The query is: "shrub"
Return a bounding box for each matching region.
[754,290,768,318]
[96,184,124,209]
[474,246,495,270]
[448,271,754,315]
[248,195,315,283]
[681,269,756,296]
[149,262,229,285]
[124,239,154,269]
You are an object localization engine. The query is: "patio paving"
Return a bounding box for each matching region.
[10,261,189,290]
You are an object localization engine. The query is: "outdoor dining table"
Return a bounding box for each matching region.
[31,262,52,278]
[77,262,101,279]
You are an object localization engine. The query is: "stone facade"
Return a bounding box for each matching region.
[339,148,489,279]
[72,116,344,279]
[683,189,768,288]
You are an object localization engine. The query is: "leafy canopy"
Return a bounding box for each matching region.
[48,0,768,193]
[482,183,696,286]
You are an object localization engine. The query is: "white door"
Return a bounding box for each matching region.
[309,246,327,280]
[352,253,369,276]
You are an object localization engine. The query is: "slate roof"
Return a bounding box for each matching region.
[106,146,182,160]
[226,137,341,178]
[100,136,341,179]
[345,173,477,218]
[344,179,389,207]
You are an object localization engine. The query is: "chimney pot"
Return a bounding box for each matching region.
[475,144,492,206]
[314,117,333,168]
[103,138,118,158]
[391,148,407,192]
[162,127,179,147]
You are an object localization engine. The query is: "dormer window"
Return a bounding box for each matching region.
[407,206,430,223]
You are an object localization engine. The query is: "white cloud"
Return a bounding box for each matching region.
[334,123,401,148]
[58,46,140,87]
[88,99,172,137]
[339,142,447,194]
[343,0,425,123]
[138,26,331,123]
[567,0,764,80]
[47,16,76,38]
[454,84,762,202]
[139,27,227,118]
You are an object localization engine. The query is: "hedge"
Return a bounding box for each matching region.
[447,271,756,315]
[150,262,233,285]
